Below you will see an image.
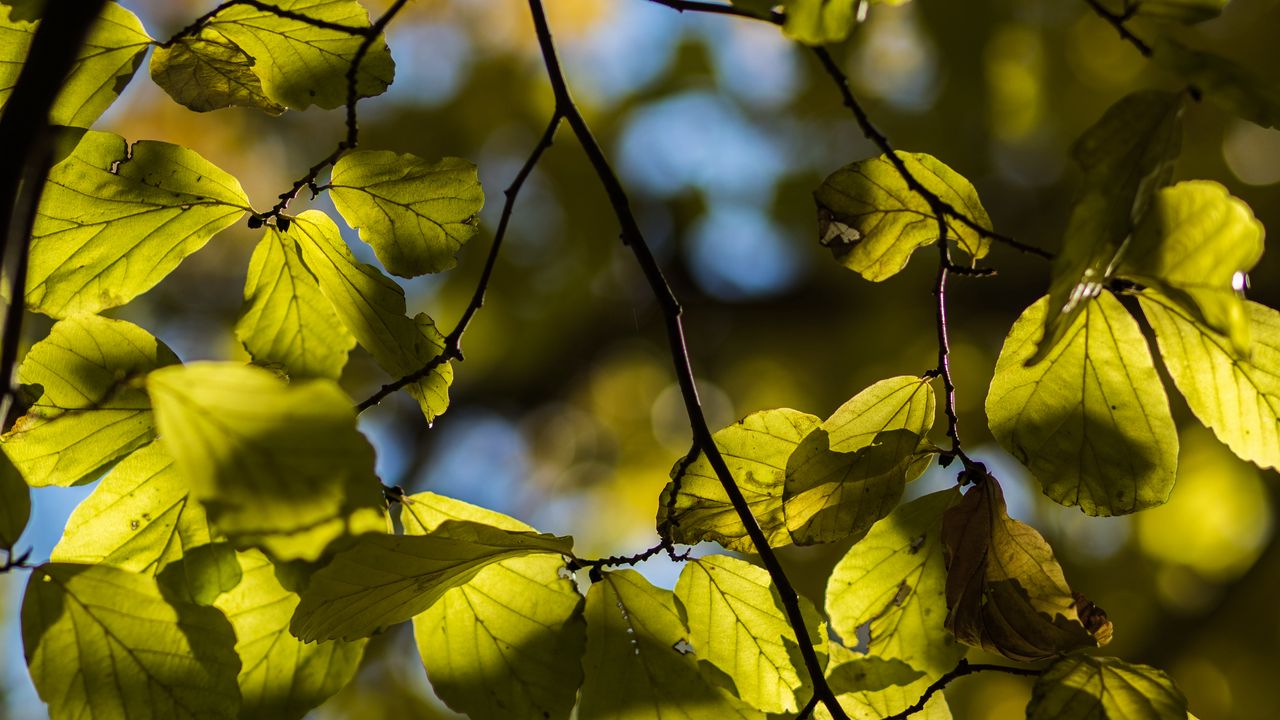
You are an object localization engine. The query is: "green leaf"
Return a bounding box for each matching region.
[214,550,366,720]
[1135,0,1229,23]
[657,408,820,553]
[288,210,453,421]
[784,376,935,544]
[27,130,251,318]
[329,151,485,277]
[291,520,573,642]
[987,294,1178,515]
[207,0,394,110]
[826,489,963,680]
[0,448,29,551]
[0,1,151,128]
[52,441,214,575]
[817,651,951,720]
[1,314,180,488]
[1153,38,1280,129]
[579,569,761,720]
[1139,293,1280,471]
[22,563,241,719]
[147,362,385,561]
[1117,180,1263,357]
[235,226,356,379]
[1027,655,1187,720]
[404,493,585,720]
[815,152,991,281]
[1039,91,1183,360]
[150,27,286,114]
[783,0,863,45]
[674,555,824,713]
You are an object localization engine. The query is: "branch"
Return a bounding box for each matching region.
[356,112,563,413]
[1082,0,1152,57]
[885,659,1042,720]
[644,0,783,24]
[163,0,370,47]
[523,2,849,718]
[568,541,692,582]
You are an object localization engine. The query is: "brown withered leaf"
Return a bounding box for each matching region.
[941,475,1112,662]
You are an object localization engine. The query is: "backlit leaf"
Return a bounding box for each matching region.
[22,563,241,719]
[826,489,963,680]
[27,130,251,318]
[329,151,485,277]
[815,152,991,281]
[289,210,453,421]
[150,27,286,114]
[404,493,585,720]
[817,650,951,720]
[291,520,573,642]
[1139,293,1280,471]
[942,477,1112,662]
[1153,38,1280,129]
[1,314,179,488]
[784,376,935,544]
[579,569,761,720]
[235,226,356,379]
[147,363,385,561]
[987,294,1178,515]
[657,408,819,552]
[1135,0,1229,23]
[1027,655,1187,720]
[783,0,862,45]
[0,449,29,551]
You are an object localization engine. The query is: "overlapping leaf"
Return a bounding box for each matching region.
[207,0,394,110]
[674,555,825,713]
[658,409,819,552]
[579,569,761,720]
[1027,655,1187,720]
[1135,0,1229,23]
[329,150,485,277]
[291,520,573,642]
[150,27,285,114]
[815,152,991,281]
[27,130,251,318]
[0,1,151,128]
[1153,38,1280,129]
[942,477,1112,662]
[784,376,935,544]
[1140,293,1280,471]
[1,314,180,488]
[817,648,951,720]
[0,449,29,552]
[147,363,385,561]
[288,210,452,421]
[987,294,1178,515]
[404,493,584,720]
[783,0,862,45]
[826,489,963,680]
[235,226,355,379]
[1038,91,1183,360]
[22,563,242,719]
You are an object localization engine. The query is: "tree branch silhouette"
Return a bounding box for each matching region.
[886,659,1042,720]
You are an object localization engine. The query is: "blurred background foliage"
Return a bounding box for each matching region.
[3,0,1280,717]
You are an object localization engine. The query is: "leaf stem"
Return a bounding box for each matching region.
[885,659,1042,720]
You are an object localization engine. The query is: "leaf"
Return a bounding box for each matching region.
[657,409,820,553]
[403,493,585,720]
[1038,91,1183,360]
[235,226,356,379]
[1,314,180,488]
[1134,0,1229,23]
[815,152,991,281]
[207,0,394,110]
[214,550,366,720]
[0,448,29,551]
[674,555,825,713]
[1117,180,1263,356]
[1139,293,1280,471]
[783,0,862,45]
[818,652,951,720]
[22,563,241,719]
[579,569,761,720]
[784,376,935,544]
[1027,655,1187,720]
[826,489,964,680]
[147,363,386,561]
[329,151,485,277]
[941,476,1112,662]
[291,520,573,642]
[27,130,251,318]
[288,210,453,421]
[987,294,1178,515]
[150,26,286,114]
[52,441,214,575]
[0,1,151,128]
[1153,38,1280,129]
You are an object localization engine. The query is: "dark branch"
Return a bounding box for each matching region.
[644,0,783,24]
[1082,0,1152,57]
[885,659,1042,720]
[524,1,849,718]
[163,0,370,47]
[568,540,691,577]
[796,693,819,720]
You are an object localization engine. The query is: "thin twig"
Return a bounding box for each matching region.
[796,693,820,720]
[885,659,1042,720]
[644,0,783,24]
[523,1,849,718]
[1082,0,1152,57]
[1,548,33,574]
[568,541,692,582]
[356,112,564,413]
[163,0,370,47]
